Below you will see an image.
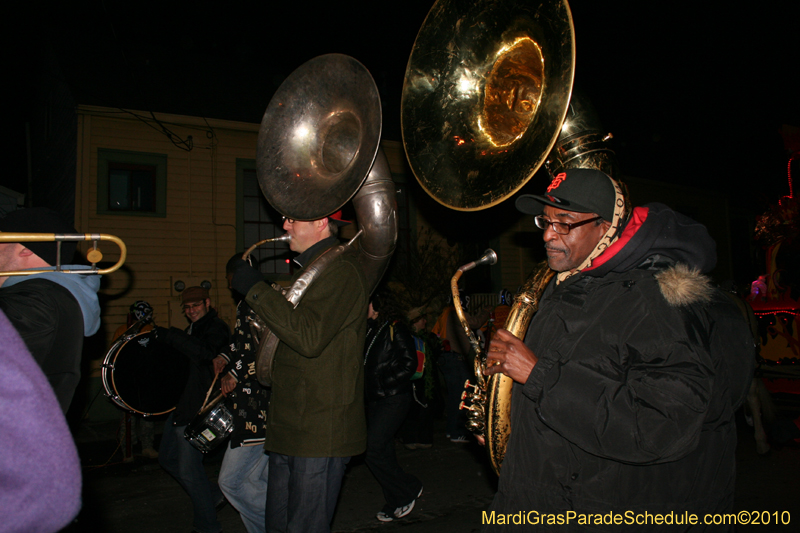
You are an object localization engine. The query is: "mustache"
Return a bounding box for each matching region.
[544,243,567,254]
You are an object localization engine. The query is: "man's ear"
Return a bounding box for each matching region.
[18,246,35,257]
[317,217,330,233]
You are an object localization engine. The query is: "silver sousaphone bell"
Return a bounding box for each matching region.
[249,54,399,385]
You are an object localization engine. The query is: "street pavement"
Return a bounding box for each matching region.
[64,417,800,532]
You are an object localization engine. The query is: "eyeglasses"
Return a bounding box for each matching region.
[281,216,295,224]
[182,301,205,311]
[534,215,603,235]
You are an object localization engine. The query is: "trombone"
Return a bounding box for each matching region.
[0,233,127,276]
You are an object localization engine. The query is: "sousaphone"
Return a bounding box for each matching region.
[252,54,398,385]
[402,0,575,212]
[402,0,607,475]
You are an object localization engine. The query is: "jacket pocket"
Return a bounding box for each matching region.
[270,364,305,428]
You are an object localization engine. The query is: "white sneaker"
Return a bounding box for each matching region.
[375,487,423,522]
[394,499,416,519]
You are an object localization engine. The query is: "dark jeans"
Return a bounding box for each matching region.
[366,392,423,508]
[159,413,223,533]
[265,454,349,533]
[437,352,470,438]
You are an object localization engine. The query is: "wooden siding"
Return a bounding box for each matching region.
[75,107,259,351]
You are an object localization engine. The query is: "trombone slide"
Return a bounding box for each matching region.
[0,232,127,276]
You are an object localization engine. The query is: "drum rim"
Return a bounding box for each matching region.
[101,331,181,417]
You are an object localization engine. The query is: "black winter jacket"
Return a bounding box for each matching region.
[484,204,755,531]
[364,319,416,401]
[157,309,230,426]
[0,278,87,412]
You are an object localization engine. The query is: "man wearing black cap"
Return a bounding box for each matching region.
[481,169,754,531]
[231,211,369,533]
[0,207,101,413]
[154,286,230,533]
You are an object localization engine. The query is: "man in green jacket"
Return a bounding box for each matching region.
[231,211,368,533]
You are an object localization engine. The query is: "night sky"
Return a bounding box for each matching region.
[5,0,799,210]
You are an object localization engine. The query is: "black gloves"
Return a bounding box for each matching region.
[231,258,265,296]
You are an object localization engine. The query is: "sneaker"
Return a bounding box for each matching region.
[376,487,423,522]
[393,499,416,519]
[450,435,470,443]
[376,503,396,522]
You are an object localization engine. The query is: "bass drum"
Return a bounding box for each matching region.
[101,331,189,416]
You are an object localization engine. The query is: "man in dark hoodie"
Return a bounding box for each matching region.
[155,286,230,533]
[0,207,101,413]
[482,169,754,531]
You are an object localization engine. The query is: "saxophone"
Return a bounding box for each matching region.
[454,255,554,475]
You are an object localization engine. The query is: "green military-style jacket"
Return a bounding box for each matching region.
[246,237,368,457]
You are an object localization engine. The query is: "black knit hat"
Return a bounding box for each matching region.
[0,207,78,266]
[516,168,616,221]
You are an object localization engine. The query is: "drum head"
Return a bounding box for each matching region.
[109,332,189,416]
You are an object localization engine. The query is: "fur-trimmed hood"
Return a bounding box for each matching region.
[655,262,714,307]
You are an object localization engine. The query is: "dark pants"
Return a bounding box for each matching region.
[399,380,434,446]
[366,392,423,509]
[265,454,349,533]
[438,352,470,438]
[159,413,223,533]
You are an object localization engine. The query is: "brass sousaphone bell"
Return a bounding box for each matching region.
[251,54,398,386]
[402,0,576,211]
[401,0,577,474]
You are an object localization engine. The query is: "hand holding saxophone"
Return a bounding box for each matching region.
[484,329,538,385]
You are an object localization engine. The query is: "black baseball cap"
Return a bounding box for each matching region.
[516,168,616,221]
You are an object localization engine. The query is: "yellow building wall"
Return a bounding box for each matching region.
[75,106,257,355]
